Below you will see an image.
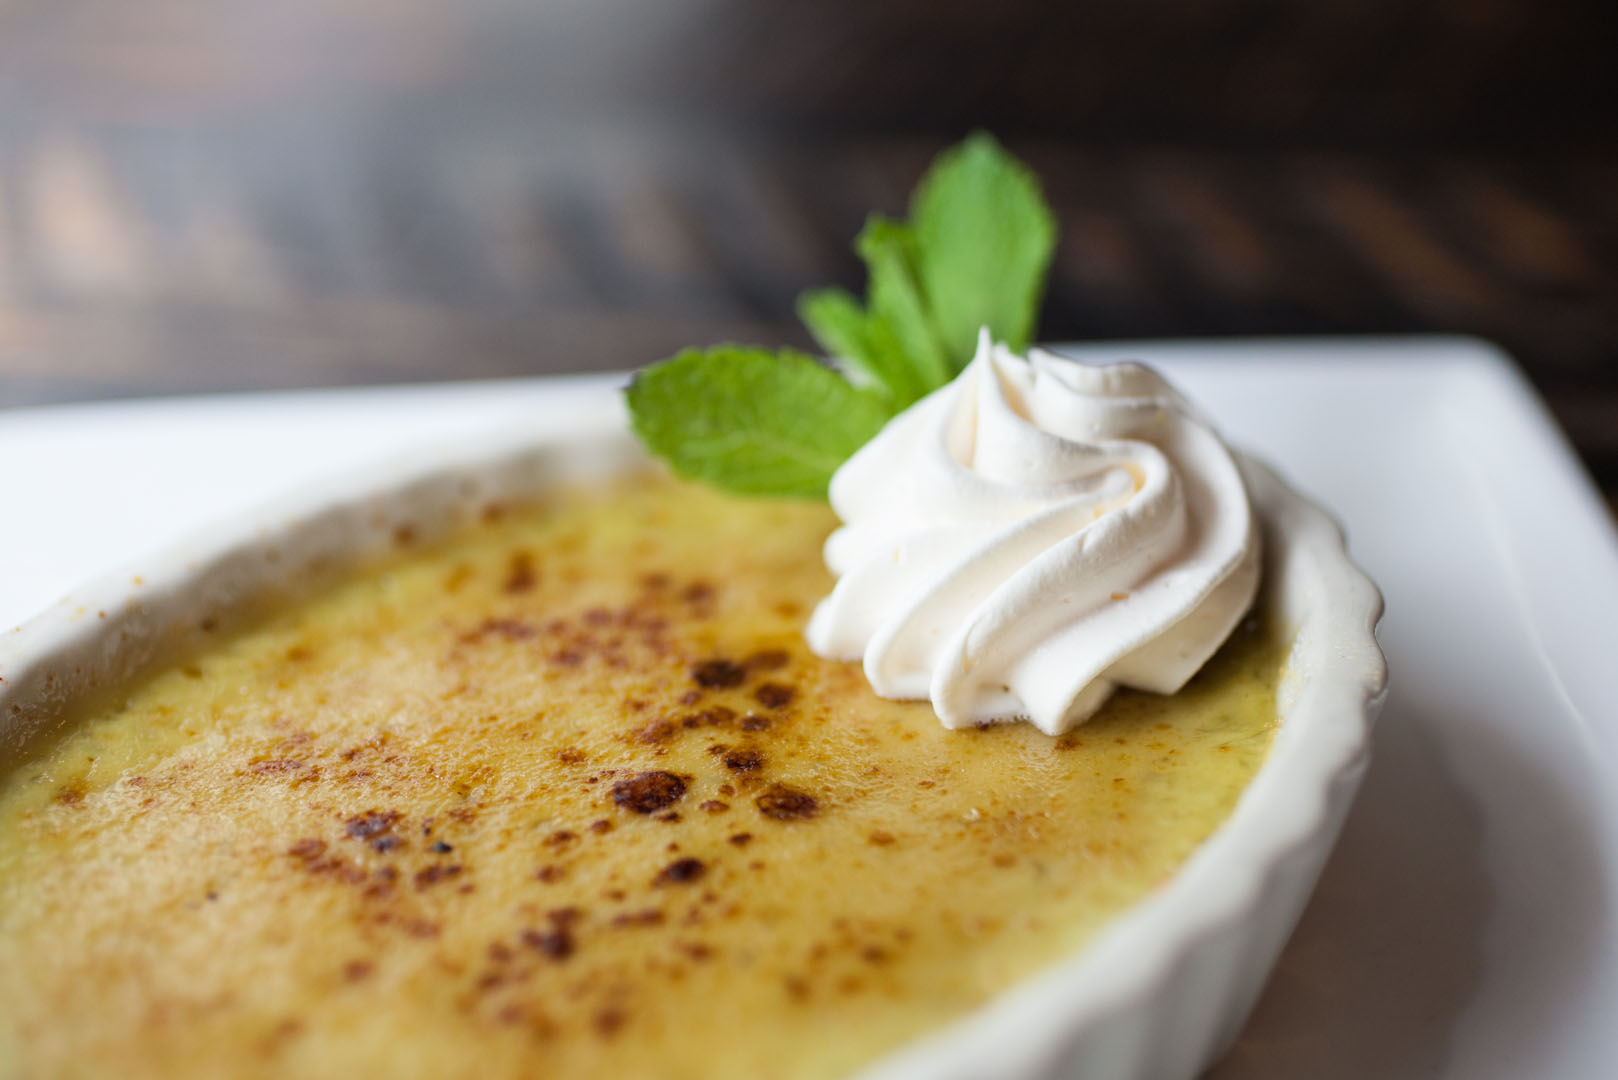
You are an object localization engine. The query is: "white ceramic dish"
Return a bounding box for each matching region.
[0,381,1384,1080]
[856,452,1385,1080]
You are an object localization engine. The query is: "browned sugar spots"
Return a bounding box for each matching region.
[503,551,537,594]
[52,784,85,806]
[722,748,763,773]
[755,783,818,821]
[634,719,676,745]
[287,838,327,860]
[745,648,790,672]
[594,1008,627,1038]
[465,617,536,642]
[610,772,687,814]
[753,683,796,709]
[682,706,735,730]
[520,926,574,960]
[249,758,304,775]
[343,811,400,840]
[414,864,463,889]
[690,659,745,689]
[654,858,707,886]
[611,909,665,928]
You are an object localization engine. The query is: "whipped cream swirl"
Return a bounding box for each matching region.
[806,331,1260,735]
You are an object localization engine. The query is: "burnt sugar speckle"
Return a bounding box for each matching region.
[0,471,1285,1080]
[754,783,820,821]
[690,658,746,689]
[610,771,687,814]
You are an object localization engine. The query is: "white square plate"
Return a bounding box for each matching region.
[3,336,1615,1079]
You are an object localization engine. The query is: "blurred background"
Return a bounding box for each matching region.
[0,0,1614,495]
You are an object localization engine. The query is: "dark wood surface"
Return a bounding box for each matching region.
[2,0,1615,502]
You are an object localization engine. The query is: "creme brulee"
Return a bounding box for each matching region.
[0,474,1282,1080]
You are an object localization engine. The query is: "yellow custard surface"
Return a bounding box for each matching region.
[0,473,1284,1080]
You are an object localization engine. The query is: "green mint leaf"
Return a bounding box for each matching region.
[797,286,930,409]
[625,346,892,498]
[910,131,1057,362]
[855,216,954,389]
[629,132,1059,502]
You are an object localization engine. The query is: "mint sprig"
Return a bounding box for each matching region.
[911,134,1056,360]
[626,347,891,498]
[626,132,1057,498]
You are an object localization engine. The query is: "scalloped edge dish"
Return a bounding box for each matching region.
[0,393,1386,1080]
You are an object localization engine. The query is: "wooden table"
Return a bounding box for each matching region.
[2,0,1615,505]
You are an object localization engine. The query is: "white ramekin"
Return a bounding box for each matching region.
[0,399,1385,1080]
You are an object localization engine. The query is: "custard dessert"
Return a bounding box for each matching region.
[0,474,1282,1080]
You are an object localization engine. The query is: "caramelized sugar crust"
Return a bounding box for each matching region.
[0,474,1282,1080]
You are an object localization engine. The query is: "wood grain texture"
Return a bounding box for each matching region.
[0,0,1614,501]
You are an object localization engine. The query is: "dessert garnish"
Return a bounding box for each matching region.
[626,132,1055,497]
[626,134,1258,733]
[806,331,1259,734]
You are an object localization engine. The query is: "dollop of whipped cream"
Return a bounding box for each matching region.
[805,331,1260,735]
